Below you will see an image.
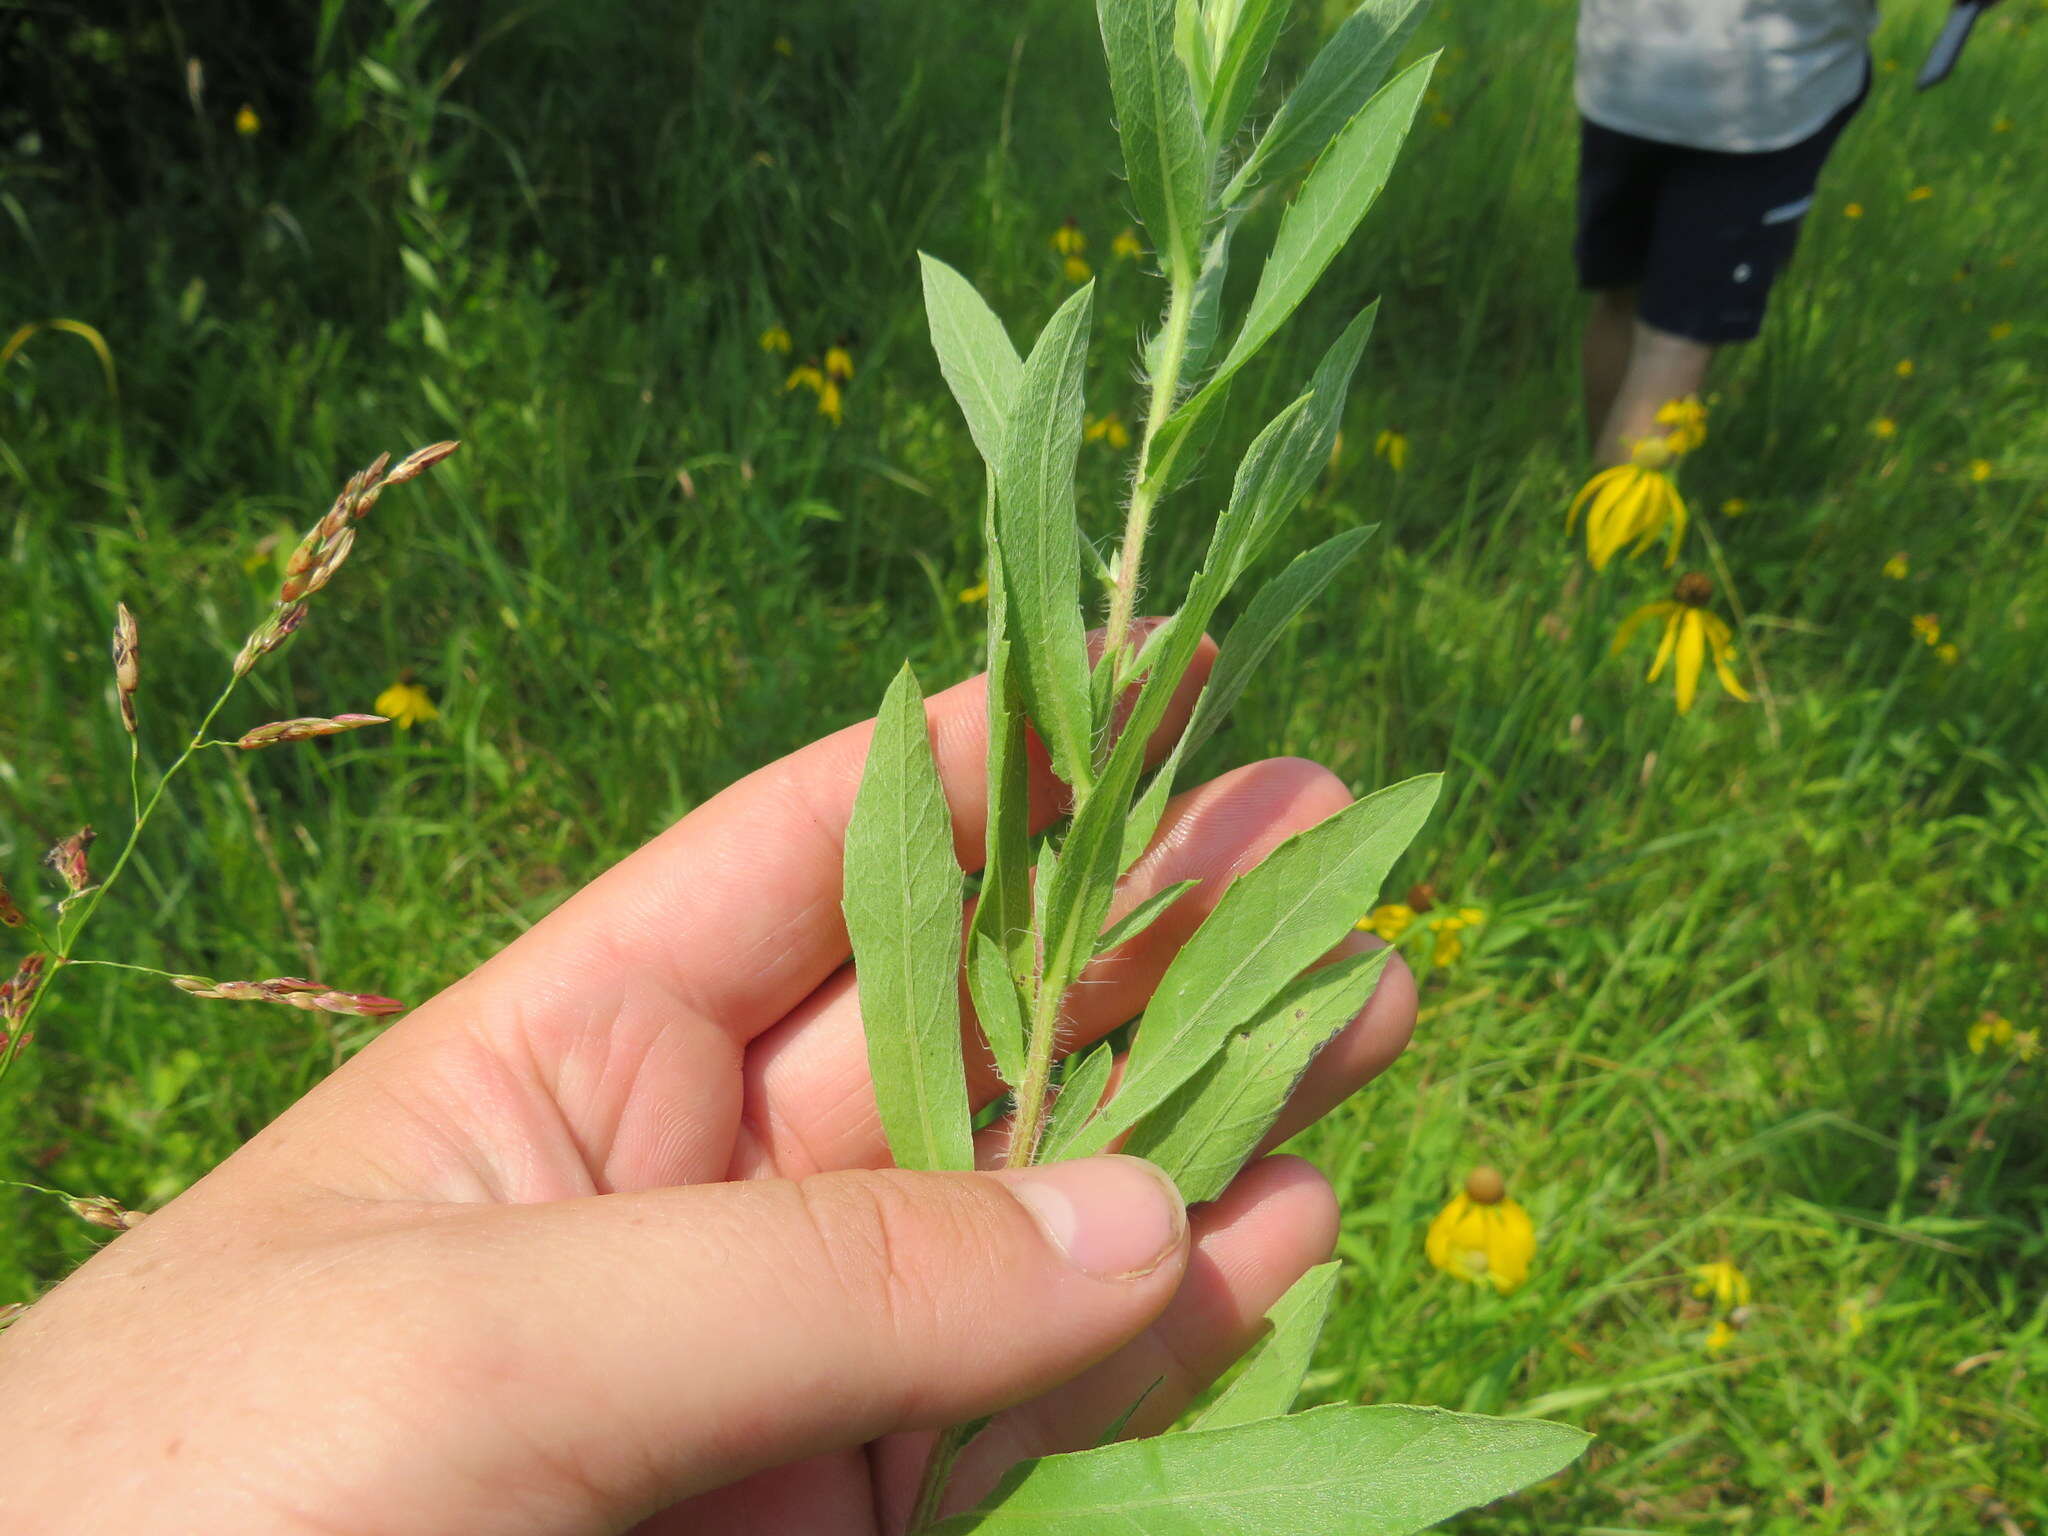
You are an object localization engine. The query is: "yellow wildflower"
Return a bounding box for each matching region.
[785,360,826,395]
[1968,459,1991,483]
[1424,908,1482,966]
[1063,254,1092,283]
[1374,429,1409,474]
[1989,321,2013,342]
[957,579,988,605]
[1357,903,1415,942]
[1611,573,1752,715]
[1051,218,1086,256]
[816,377,843,427]
[1967,1012,2014,1055]
[1425,1167,1536,1295]
[1721,498,1748,517]
[1871,417,1897,440]
[1993,114,2013,133]
[1842,202,1863,220]
[1566,446,1690,570]
[824,342,855,382]
[1837,1297,1867,1339]
[374,677,438,730]
[1883,552,1909,580]
[1704,1319,1737,1354]
[1935,642,1959,666]
[1896,358,1915,378]
[1906,185,1933,202]
[235,104,261,138]
[759,323,792,356]
[1654,395,1708,456]
[2013,1028,2041,1063]
[1910,613,1940,647]
[1084,412,1131,450]
[1111,227,1143,261]
[1456,906,1485,926]
[1692,1260,1751,1311]
[772,35,794,57]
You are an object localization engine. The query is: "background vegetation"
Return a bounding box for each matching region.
[3,0,2043,1528]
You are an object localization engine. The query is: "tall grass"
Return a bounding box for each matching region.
[3,0,2043,1525]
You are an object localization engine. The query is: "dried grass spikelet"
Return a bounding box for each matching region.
[232,601,308,678]
[234,714,388,750]
[42,827,95,896]
[1,953,47,1026]
[0,876,25,929]
[110,602,140,734]
[67,1195,146,1232]
[170,973,405,1017]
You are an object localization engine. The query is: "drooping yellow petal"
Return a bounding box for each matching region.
[1673,610,1706,713]
[1610,600,1679,657]
[1646,610,1681,682]
[1566,466,1624,535]
[1663,481,1690,567]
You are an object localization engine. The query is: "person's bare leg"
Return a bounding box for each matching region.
[1593,319,1714,466]
[1582,287,1639,447]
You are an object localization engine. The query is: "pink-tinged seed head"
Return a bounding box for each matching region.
[67,1196,145,1232]
[234,713,388,750]
[0,878,25,929]
[42,828,95,895]
[385,440,461,486]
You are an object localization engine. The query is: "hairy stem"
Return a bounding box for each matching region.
[1102,273,1196,674]
[907,1419,979,1532]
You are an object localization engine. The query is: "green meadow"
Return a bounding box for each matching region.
[2,0,2043,1527]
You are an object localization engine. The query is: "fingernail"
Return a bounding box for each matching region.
[998,1156,1187,1281]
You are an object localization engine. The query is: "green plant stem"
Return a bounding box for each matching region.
[1102,274,1196,677]
[0,674,241,1082]
[1003,978,1067,1171]
[908,1420,978,1533]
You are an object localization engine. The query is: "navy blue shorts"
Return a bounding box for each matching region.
[1574,68,1869,344]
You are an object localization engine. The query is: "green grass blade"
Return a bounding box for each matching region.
[1224,0,1434,202]
[1096,0,1212,282]
[1121,948,1390,1201]
[843,663,974,1173]
[928,1403,1592,1534]
[918,253,1023,467]
[995,283,1098,798]
[1063,774,1442,1159]
[1191,1259,1343,1430]
[1182,524,1380,763]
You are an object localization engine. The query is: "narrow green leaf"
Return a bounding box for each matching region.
[995,283,1098,796]
[1226,0,1433,202]
[1038,1041,1117,1162]
[843,664,974,1172]
[1122,948,1390,1201]
[1182,525,1379,763]
[1097,0,1211,281]
[1094,878,1201,958]
[968,931,1027,1090]
[929,1403,1592,1534]
[1192,1260,1342,1431]
[1152,56,1432,470]
[919,253,1023,466]
[1063,773,1442,1158]
[970,483,1035,990]
[1203,0,1290,147]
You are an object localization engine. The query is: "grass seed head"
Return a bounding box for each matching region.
[110,602,140,733]
[42,828,96,896]
[170,972,405,1016]
[66,1195,145,1231]
[384,440,460,487]
[1,953,47,1023]
[0,877,25,929]
[234,714,388,750]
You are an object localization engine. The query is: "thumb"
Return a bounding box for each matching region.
[463,1155,1188,1514]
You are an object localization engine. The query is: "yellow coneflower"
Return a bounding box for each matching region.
[1843,202,1864,220]
[824,341,855,382]
[1611,573,1752,715]
[1374,429,1409,474]
[235,104,261,138]
[374,675,438,730]
[1896,358,1916,378]
[1703,1318,1737,1354]
[1426,1167,1536,1295]
[759,323,792,356]
[772,34,794,57]
[1692,1260,1751,1310]
[1084,412,1131,450]
[1935,643,1960,665]
[1721,498,1748,517]
[1566,438,1690,570]
[1051,218,1085,256]
[785,360,826,395]
[816,376,844,427]
[1111,227,1143,261]
[1968,1012,2014,1055]
[1871,417,1898,440]
[1906,184,1933,202]
[1063,254,1092,283]
[1355,902,1414,942]
[1968,459,1992,483]
[1883,552,1909,580]
[1426,907,1483,966]
[957,579,988,605]
[1910,612,1940,647]
[1989,321,2013,342]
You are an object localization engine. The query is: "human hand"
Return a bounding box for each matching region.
[0,640,1417,1535]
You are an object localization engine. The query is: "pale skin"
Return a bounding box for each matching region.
[1583,288,1713,465]
[0,631,1418,1535]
